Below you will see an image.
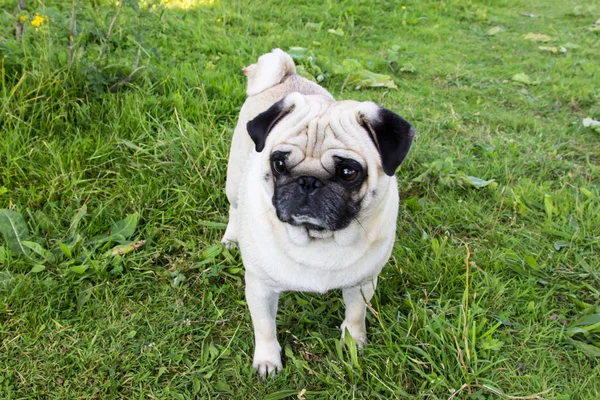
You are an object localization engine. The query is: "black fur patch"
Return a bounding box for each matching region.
[246,98,294,152]
[360,108,415,176]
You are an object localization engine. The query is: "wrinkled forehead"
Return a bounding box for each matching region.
[268,98,372,167]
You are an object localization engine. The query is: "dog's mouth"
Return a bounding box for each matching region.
[307,227,333,239]
[289,215,334,239]
[290,215,326,230]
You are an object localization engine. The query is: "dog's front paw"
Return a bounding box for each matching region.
[252,342,282,378]
[220,229,237,250]
[340,320,367,348]
[220,237,237,250]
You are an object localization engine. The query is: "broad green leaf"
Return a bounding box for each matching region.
[486,26,502,36]
[286,47,315,62]
[0,209,30,255]
[567,327,587,336]
[332,59,363,75]
[524,255,540,269]
[327,28,344,36]
[572,313,600,327]
[22,241,55,263]
[580,187,595,199]
[58,242,72,258]
[213,381,231,392]
[539,46,558,53]
[87,232,112,245]
[71,265,89,274]
[523,32,552,42]
[478,338,504,351]
[464,176,496,188]
[347,69,397,89]
[226,267,243,275]
[0,270,13,290]
[284,346,294,358]
[172,272,186,288]
[305,22,322,31]
[295,65,316,82]
[192,378,201,395]
[400,63,417,73]
[511,73,535,85]
[110,213,139,240]
[402,196,425,212]
[30,264,45,273]
[200,244,222,260]
[386,47,399,63]
[573,341,600,357]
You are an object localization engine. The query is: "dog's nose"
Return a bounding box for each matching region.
[296,176,323,194]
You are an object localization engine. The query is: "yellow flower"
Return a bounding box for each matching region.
[31,13,46,28]
[217,18,222,22]
[402,5,406,10]
[20,15,28,22]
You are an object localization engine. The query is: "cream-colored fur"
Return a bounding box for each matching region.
[222,49,399,377]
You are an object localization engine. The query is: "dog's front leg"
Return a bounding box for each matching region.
[245,271,282,377]
[341,276,378,348]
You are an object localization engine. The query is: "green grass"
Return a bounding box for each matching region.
[1,0,599,398]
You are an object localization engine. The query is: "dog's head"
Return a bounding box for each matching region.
[247,92,414,234]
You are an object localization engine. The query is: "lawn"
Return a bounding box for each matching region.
[1,0,599,398]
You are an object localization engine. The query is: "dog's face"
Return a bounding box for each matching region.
[247,92,414,234]
[269,149,365,231]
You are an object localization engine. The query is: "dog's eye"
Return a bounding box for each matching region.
[272,159,288,175]
[339,167,358,182]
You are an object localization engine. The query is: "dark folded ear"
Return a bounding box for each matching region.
[247,97,295,152]
[359,104,415,176]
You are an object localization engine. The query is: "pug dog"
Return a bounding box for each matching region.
[221,49,414,377]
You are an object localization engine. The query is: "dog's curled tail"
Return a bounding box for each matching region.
[243,48,296,97]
